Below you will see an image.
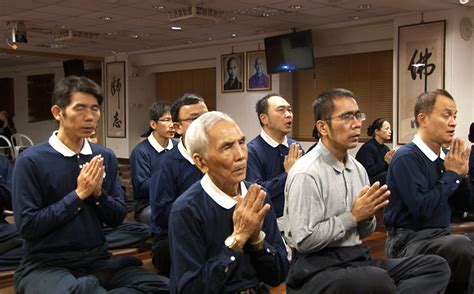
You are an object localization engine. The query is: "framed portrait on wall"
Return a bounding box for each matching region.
[247,50,271,91]
[221,52,244,93]
[397,20,445,144]
[106,61,126,138]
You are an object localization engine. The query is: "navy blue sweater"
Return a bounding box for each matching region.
[12,141,126,254]
[149,147,203,236]
[169,181,288,294]
[130,138,177,212]
[246,136,300,217]
[355,138,390,184]
[384,142,472,230]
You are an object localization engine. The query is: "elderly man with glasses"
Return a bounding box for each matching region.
[283,88,450,293]
[149,93,208,277]
[130,101,177,224]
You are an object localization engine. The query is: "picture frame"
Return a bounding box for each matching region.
[106,61,126,138]
[246,50,271,91]
[397,20,445,144]
[221,52,244,93]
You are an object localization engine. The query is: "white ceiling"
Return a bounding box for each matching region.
[0,0,471,66]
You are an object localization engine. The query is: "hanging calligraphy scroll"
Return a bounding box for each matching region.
[397,20,445,144]
[106,61,126,138]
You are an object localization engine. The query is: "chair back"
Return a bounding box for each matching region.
[0,135,14,160]
[10,133,34,158]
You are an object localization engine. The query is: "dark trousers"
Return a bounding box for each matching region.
[152,236,170,278]
[103,221,150,250]
[14,245,168,294]
[386,228,474,294]
[287,246,450,294]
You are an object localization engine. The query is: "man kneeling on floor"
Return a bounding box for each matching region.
[12,76,168,294]
[284,88,451,293]
[168,111,289,293]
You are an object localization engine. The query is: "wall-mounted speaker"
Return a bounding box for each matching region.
[63,59,85,77]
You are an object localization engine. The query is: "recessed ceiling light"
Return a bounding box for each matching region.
[171,26,182,31]
[358,4,371,9]
[153,4,165,9]
[231,33,237,37]
[460,0,470,4]
[262,13,270,17]
[129,33,139,39]
[289,5,303,9]
[188,40,192,44]
[208,37,213,41]
[352,16,360,20]
[112,50,117,54]
[100,16,112,21]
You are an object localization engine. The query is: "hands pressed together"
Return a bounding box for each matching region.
[230,184,271,251]
[444,137,471,178]
[75,155,104,200]
[351,181,390,223]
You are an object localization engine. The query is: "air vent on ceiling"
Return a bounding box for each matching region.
[168,6,225,25]
[53,30,101,42]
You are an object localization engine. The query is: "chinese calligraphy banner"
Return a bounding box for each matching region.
[397,20,445,144]
[106,61,126,138]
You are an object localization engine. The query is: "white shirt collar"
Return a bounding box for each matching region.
[260,129,288,148]
[147,134,174,153]
[200,173,248,209]
[178,138,195,165]
[412,134,446,162]
[48,131,92,157]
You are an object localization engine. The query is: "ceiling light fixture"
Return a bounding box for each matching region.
[153,4,165,9]
[100,16,112,21]
[460,0,470,4]
[289,5,303,9]
[352,16,360,20]
[358,4,371,9]
[171,26,182,31]
[231,33,237,37]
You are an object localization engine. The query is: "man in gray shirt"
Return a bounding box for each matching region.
[284,88,450,293]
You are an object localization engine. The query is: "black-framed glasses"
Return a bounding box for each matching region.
[156,118,173,124]
[177,116,199,123]
[327,111,366,123]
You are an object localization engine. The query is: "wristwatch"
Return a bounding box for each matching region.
[225,234,243,252]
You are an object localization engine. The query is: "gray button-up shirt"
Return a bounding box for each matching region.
[284,142,375,254]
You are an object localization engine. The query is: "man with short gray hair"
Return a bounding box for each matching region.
[168,111,289,293]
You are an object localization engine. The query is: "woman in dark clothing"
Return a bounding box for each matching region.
[0,110,16,142]
[356,118,395,185]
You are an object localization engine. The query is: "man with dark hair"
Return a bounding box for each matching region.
[149,93,208,276]
[284,88,450,293]
[246,94,302,227]
[130,101,177,224]
[223,57,242,90]
[169,111,289,293]
[12,76,168,293]
[384,89,474,293]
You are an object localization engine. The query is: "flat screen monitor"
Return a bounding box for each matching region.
[264,30,314,74]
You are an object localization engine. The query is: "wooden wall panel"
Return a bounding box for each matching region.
[156,68,216,111]
[294,50,393,141]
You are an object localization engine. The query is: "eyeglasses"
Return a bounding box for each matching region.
[327,112,366,123]
[156,118,173,124]
[177,116,199,123]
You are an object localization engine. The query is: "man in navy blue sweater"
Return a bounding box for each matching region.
[169,111,288,293]
[384,89,473,294]
[130,101,177,224]
[149,93,208,276]
[246,94,302,228]
[12,76,168,293]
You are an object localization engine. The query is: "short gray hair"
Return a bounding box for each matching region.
[186,111,234,158]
